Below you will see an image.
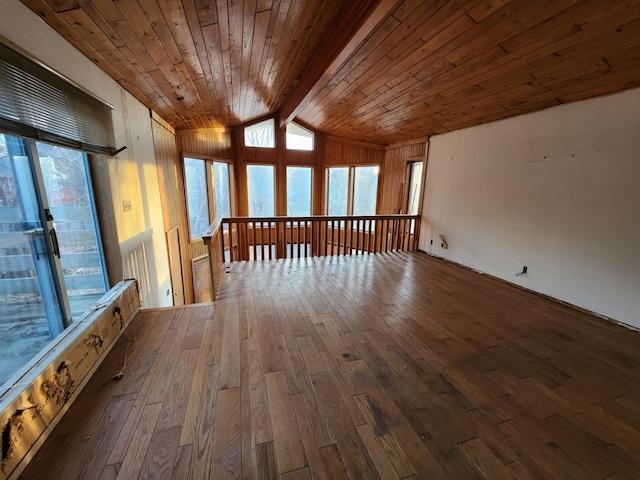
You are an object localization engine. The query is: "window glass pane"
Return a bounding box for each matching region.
[36,142,107,319]
[407,161,423,215]
[327,167,349,216]
[213,161,231,219]
[1,134,65,386]
[353,166,379,216]
[244,118,275,148]
[287,167,312,216]
[247,165,275,216]
[184,157,210,239]
[286,122,314,151]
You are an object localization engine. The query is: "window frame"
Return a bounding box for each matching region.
[325,164,380,216]
[183,154,235,241]
[405,160,424,215]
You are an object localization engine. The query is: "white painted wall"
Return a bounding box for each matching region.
[420,88,640,329]
[1,0,172,308]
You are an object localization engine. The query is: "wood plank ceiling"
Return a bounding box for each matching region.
[19,0,640,145]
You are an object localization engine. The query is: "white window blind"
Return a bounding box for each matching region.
[0,42,116,156]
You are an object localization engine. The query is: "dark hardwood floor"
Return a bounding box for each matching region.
[20,252,640,479]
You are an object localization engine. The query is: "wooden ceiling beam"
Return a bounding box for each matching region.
[278,0,398,129]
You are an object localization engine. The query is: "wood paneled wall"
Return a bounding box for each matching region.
[152,115,195,304]
[380,139,428,214]
[323,136,385,165]
[176,127,234,159]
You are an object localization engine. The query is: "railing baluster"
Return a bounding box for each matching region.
[355,218,360,256]
[364,219,369,254]
[331,220,336,257]
[323,220,327,256]
[227,222,232,263]
[268,220,272,259]
[239,222,245,260]
[292,219,296,258]
[250,222,256,260]
[216,214,418,262]
[296,220,300,258]
[287,220,294,258]
[403,219,409,251]
[303,220,307,257]
[258,221,262,260]
[220,221,226,261]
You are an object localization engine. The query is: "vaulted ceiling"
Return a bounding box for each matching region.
[20,0,640,145]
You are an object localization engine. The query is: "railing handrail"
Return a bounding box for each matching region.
[219,213,419,223]
[201,217,223,246]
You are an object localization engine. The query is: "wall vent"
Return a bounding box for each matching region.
[192,254,212,303]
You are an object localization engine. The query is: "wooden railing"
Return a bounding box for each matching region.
[203,214,419,300]
[220,214,420,262]
[201,217,224,301]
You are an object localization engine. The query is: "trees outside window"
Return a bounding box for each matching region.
[287,166,312,216]
[353,166,379,216]
[247,165,275,216]
[327,167,349,216]
[326,166,379,215]
[244,119,275,148]
[213,161,231,219]
[184,157,210,239]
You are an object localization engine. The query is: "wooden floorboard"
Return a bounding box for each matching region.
[18,252,640,479]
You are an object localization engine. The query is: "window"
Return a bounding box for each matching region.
[286,122,314,151]
[0,133,107,387]
[213,161,231,219]
[327,167,349,216]
[326,166,379,215]
[407,161,423,215]
[244,118,275,148]
[184,157,211,239]
[287,166,312,216]
[247,165,275,216]
[353,166,379,216]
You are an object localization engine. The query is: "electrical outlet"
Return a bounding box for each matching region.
[523,266,527,273]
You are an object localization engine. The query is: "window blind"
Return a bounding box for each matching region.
[0,42,116,156]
